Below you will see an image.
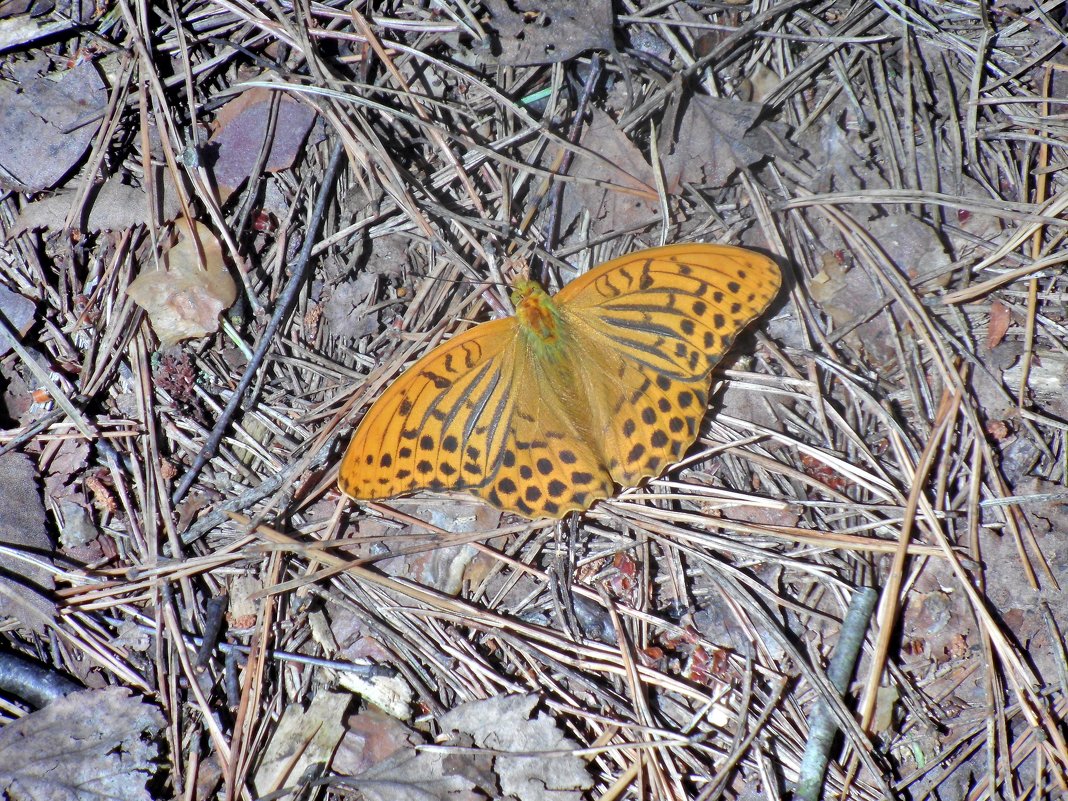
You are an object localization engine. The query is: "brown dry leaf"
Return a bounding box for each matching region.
[0,452,56,633]
[253,690,347,796]
[9,173,183,237]
[336,695,590,800]
[345,747,482,801]
[208,87,318,199]
[441,695,592,800]
[43,436,90,496]
[661,96,788,189]
[41,436,96,552]
[987,299,1011,350]
[0,687,165,799]
[482,0,614,65]
[323,272,381,342]
[0,58,107,191]
[868,213,951,281]
[127,217,236,346]
[807,215,949,367]
[746,61,783,103]
[997,434,1042,485]
[564,108,657,236]
[799,116,883,195]
[375,500,497,594]
[0,349,39,426]
[334,707,422,777]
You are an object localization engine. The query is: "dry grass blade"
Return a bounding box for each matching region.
[0,2,1066,800]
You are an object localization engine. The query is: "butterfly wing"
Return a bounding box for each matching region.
[339,316,612,518]
[339,319,522,502]
[341,244,780,519]
[473,340,616,518]
[554,244,781,487]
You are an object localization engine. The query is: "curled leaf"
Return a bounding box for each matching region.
[127,218,236,346]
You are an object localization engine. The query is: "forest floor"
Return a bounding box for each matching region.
[0,1,1066,799]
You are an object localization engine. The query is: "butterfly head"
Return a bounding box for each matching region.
[511,278,565,350]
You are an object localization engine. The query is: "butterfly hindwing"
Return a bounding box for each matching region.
[473,352,615,518]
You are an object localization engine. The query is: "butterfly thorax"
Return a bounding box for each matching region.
[512,279,566,357]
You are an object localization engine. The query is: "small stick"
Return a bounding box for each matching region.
[194,593,229,669]
[172,141,347,503]
[0,651,82,708]
[794,586,879,801]
[102,613,393,680]
[0,408,64,456]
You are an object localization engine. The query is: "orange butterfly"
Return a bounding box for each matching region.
[340,244,780,519]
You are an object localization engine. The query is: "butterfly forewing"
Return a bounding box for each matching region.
[558,245,780,332]
[553,244,779,488]
[339,318,521,500]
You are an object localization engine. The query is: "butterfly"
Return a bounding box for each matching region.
[339,243,781,519]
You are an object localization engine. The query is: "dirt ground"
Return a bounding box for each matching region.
[0,1,1066,799]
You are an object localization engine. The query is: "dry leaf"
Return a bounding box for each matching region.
[0,350,37,426]
[564,108,657,237]
[0,58,106,191]
[375,500,491,595]
[997,435,1042,485]
[208,87,318,198]
[253,690,347,795]
[746,62,783,103]
[0,687,165,800]
[335,695,590,800]
[334,707,421,776]
[482,0,613,65]
[867,213,951,282]
[42,436,90,504]
[127,218,236,346]
[346,747,482,801]
[807,254,877,326]
[9,172,183,237]
[662,96,788,189]
[323,272,381,342]
[0,284,35,357]
[56,499,98,549]
[987,299,1011,350]
[440,694,592,800]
